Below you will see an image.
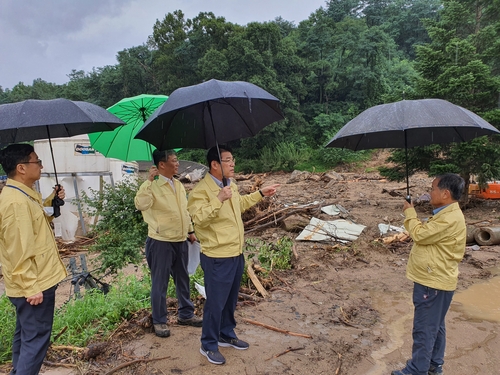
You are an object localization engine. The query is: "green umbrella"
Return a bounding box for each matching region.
[88,94,168,161]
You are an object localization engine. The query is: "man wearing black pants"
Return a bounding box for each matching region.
[135,149,202,337]
[392,174,466,375]
[0,144,68,375]
[187,145,279,365]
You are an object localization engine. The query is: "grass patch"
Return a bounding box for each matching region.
[244,236,294,275]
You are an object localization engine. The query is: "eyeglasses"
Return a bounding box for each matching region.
[21,159,42,166]
[220,158,236,164]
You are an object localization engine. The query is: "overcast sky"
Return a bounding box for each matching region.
[0,0,327,91]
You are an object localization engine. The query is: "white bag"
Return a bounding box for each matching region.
[187,241,201,275]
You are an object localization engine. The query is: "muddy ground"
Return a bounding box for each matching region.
[1,151,500,375]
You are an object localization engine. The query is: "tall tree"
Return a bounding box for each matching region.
[381,0,500,198]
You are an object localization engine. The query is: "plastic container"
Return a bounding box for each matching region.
[34,134,109,174]
[109,159,139,184]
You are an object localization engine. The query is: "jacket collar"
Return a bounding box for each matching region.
[205,173,224,192]
[6,178,42,203]
[433,201,460,217]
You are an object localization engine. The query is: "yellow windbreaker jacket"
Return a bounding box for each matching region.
[187,174,262,258]
[0,179,67,297]
[404,202,466,291]
[135,177,193,242]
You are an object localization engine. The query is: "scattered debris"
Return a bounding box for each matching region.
[378,232,410,244]
[466,245,481,251]
[287,170,311,183]
[378,223,405,235]
[296,218,366,242]
[321,204,349,216]
[244,201,322,234]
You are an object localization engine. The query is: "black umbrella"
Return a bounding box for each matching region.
[134,79,284,150]
[325,98,500,200]
[0,98,125,216]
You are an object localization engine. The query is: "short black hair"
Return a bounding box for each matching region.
[436,173,465,201]
[206,145,232,166]
[152,149,176,167]
[0,144,34,177]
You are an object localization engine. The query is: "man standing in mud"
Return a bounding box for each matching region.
[0,144,68,375]
[392,173,466,375]
[187,145,279,365]
[135,149,202,338]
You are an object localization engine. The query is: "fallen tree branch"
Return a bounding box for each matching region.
[51,326,68,344]
[246,265,269,298]
[271,271,292,289]
[292,243,299,260]
[242,318,312,339]
[50,345,85,352]
[104,356,170,375]
[244,202,323,233]
[267,346,305,360]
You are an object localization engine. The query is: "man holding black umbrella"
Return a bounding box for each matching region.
[392,173,466,375]
[188,145,279,365]
[0,143,67,375]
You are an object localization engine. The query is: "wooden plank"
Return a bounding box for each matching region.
[246,264,269,298]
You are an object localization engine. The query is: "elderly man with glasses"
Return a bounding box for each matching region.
[187,145,279,365]
[0,143,67,375]
[392,173,466,375]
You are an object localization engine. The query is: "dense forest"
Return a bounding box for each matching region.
[1,0,499,182]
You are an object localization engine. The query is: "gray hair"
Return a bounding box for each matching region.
[435,173,465,201]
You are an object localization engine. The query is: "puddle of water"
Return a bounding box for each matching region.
[364,292,413,375]
[452,267,500,322]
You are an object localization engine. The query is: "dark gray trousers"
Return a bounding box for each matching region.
[145,237,195,324]
[9,285,57,375]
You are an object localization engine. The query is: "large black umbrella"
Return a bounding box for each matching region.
[0,98,125,216]
[134,79,284,150]
[325,98,500,199]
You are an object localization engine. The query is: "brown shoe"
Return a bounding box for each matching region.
[153,324,170,337]
[177,316,203,327]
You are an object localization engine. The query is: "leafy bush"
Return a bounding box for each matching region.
[79,178,147,275]
[0,295,15,364]
[244,236,294,274]
[259,141,311,172]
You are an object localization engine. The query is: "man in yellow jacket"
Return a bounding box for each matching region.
[188,145,279,365]
[135,149,202,338]
[392,173,466,375]
[0,143,68,375]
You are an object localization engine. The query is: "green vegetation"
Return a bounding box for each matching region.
[3,0,498,178]
[244,236,294,274]
[0,268,204,363]
[0,295,16,363]
[79,178,148,275]
[0,273,151,363]
[52,273,151,347]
